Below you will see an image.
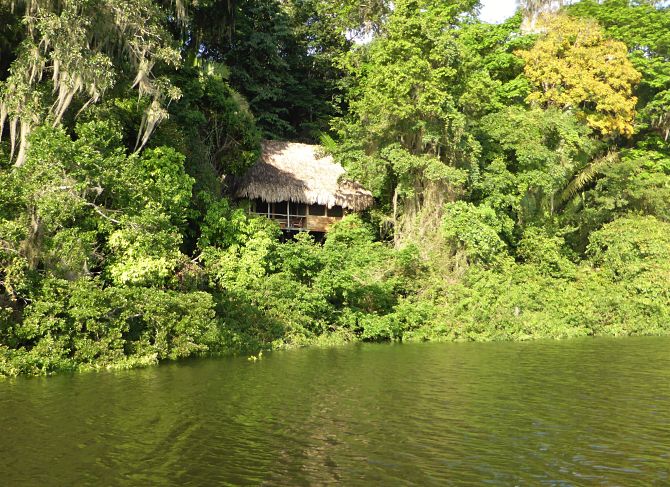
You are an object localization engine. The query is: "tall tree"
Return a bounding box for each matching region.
[336,0,479,243]
[568,0,670,142]
[517,0,566,33]
[518,14,641,138]
[196,0,348,140]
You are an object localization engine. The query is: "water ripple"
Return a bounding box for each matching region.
[1,337,670,485]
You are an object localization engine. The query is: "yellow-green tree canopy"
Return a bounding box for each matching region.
[518,14,641,138]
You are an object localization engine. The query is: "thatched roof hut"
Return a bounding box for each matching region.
[233,140,374,211]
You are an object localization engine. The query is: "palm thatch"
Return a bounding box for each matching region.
[233,140,374,211]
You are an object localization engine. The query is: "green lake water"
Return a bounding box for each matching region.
[1,337,669,485]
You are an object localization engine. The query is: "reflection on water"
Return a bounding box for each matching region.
[1,337,670,485]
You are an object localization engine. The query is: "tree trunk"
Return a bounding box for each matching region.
[392,186,399,248]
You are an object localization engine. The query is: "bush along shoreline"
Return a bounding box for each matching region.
[3,213,670,377]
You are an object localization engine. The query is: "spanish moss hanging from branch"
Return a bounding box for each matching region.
[0,0,191,165]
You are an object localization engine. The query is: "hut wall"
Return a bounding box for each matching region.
[304,215,341,232]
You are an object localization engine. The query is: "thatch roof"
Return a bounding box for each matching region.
[233,140,374,211]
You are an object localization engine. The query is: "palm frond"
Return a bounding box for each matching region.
[559,150,618,204]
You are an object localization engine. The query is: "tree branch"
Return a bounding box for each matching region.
[83,202,122,225]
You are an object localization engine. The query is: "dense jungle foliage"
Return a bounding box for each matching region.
[1,0,669,376]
